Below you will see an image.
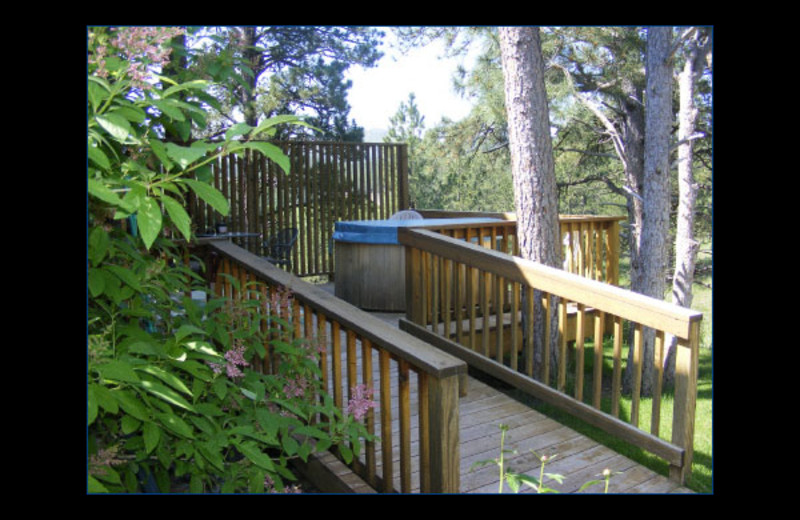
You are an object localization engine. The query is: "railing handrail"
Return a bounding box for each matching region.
[206,239,466,379]
[399,228,701,339]
[415,209,627,225]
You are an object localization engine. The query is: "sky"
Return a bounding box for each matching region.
[345,30,477,131]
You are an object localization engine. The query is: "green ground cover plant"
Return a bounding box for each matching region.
[87,27,372,493]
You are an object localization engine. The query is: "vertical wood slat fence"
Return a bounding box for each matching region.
[399,228,702,485]
[190,141,409,278]
[204,239,465,493]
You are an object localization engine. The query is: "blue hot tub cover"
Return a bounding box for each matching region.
[332,218,503,245]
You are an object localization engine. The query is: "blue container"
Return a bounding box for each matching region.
[332,218,502,245]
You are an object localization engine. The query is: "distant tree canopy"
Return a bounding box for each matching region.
[168,26,385,141]
[388,26,712,251]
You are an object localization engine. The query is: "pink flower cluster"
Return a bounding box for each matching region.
[283,375,311,400]
[268,286,294,320]
[345,384,377,422]
[89,26,185,89]
[209,343,250,380]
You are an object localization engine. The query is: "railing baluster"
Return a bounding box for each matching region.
[494,274,504,364]
[575,303,586,401]
[399,359,412,493]
[592,311,605,410]
[511,282,520,372]
[631,323,644,428]
[651,330,665,436]
[417,372,430,493]
[379,349,394,493]
[611,315,624,418]
[362,339,377,487]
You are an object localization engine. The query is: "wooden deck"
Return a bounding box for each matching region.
[313,285,692,494]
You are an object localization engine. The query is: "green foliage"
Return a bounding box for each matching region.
[87,27,366,493]
[186,27,384,140]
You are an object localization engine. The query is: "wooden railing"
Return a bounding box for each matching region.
[203,239,466,493]
[559,215,624,286]
[416,210,625,287]
[398,228,702,484]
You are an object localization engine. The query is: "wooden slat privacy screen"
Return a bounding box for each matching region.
[190,141,410,277]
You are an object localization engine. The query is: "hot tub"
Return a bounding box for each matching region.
[333,218,502,311]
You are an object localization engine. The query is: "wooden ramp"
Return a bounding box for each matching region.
[309,295,691,494]
[456,376,690,493]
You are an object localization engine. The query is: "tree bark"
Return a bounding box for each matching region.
[664,28,711,386]
[625,27,673,396]
[498,27,561,381]
[241,27,264,127]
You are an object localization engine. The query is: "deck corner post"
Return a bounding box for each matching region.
[669,319,701,485]
[427,373,461,493]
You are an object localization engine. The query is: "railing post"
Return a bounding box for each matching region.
[606,219,621,286]
[405,245,424,325]
[669,319,701,484]
[426,372,461,493]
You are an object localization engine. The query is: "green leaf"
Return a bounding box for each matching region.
[99,360,141,383]
[155,412,194,439]
[182,179,229,216]
[577,479,604,492]
[253,115,318,136]
[175,324,206,343]
[338,443,353,464]
[164,142,208,170]
[88,268,105,297]
[162,79,211,99]
[88,385,98,425]
[88,178,123,207]
[137,197,162,250]
[88,475,110,493]
[238,141,290,175]
[281,434,299,456]
[95,113,133,143]
[136,365,193,397]
[88,144,111,170]
[224,122,253,141]
[91,383,119,414]
[149,138,173,170]
[106,265,142,292]
[237,442,276,472]
[197,443,225,472]
[143,421,161,454]
[111,104,147,124]
[139,379,197,412]
[88,227,110,265]
[161,194,192,241]
[184,340,222,358]
[152,99,185,121]
[113,390,150,422]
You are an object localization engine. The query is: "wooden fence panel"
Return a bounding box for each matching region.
[191,141,410,278]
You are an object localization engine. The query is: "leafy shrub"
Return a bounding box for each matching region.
[87,26,365,493]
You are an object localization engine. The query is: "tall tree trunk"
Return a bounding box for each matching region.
[498,27,561,381]
[620,76,646,282]
[624,26,673,396]
[664,28,711,386]
[241,27,263,127]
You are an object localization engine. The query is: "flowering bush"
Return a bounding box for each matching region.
[87,26,369,493]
